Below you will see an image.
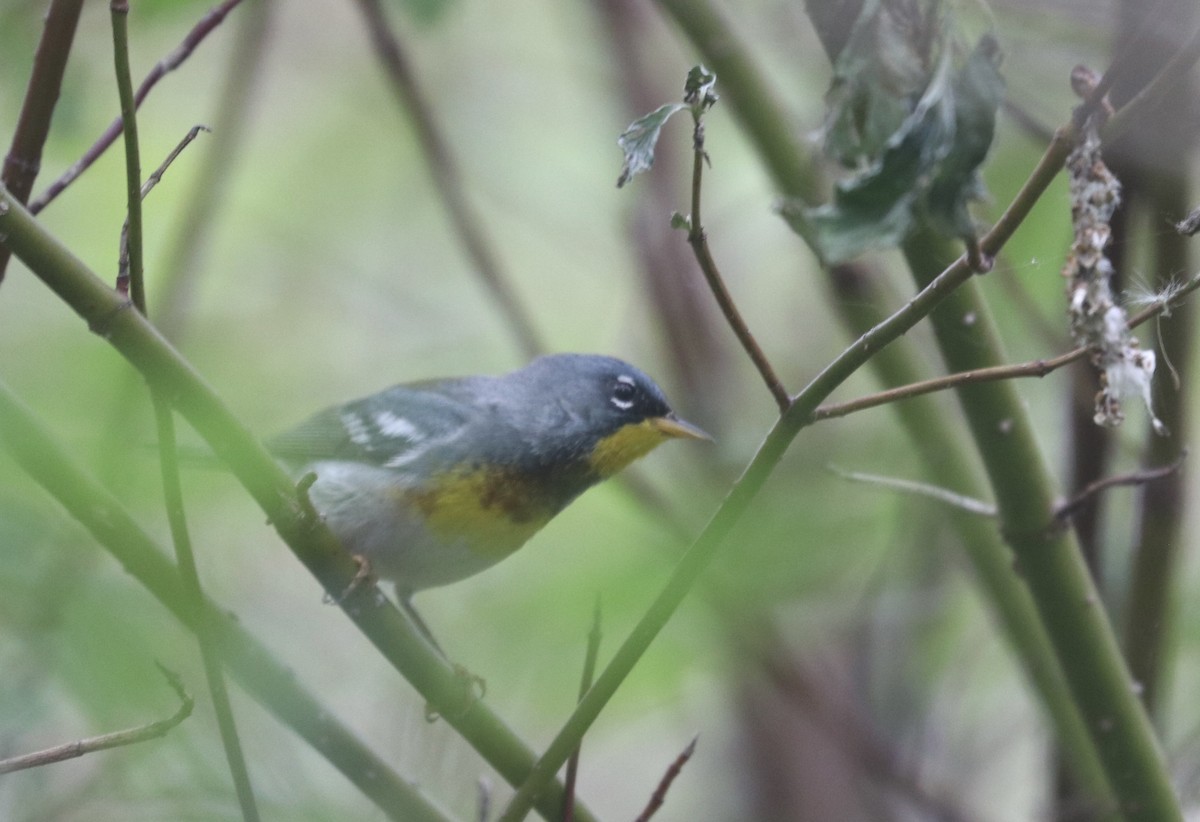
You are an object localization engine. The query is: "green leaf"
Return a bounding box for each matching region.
[924,35,1005,238]
[616,103,688,188]
[821,0,935,165]
[782,3,1005,264]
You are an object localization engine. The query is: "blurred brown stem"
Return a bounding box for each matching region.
[352,0,545,360]
[0,0,84,283]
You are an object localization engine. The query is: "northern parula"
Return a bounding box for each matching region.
[268,353,709,597]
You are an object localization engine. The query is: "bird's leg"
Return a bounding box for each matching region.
[399,593,445,657]
[401,594,487,721]
[323,553,377,605]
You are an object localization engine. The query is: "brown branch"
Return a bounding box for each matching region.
[812,270,1200,422]
[351,0,545,360]
[686,117,791,413]
[1054,450,1189,527]
[118,125,210,295]
[28,0,245,216]
[0,0,85,282]
[0,663,193,775]
[633,736,698,822]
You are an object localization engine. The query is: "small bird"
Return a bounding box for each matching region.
[267,354,709,600]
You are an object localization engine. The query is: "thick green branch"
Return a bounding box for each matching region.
[903,226,1180,822]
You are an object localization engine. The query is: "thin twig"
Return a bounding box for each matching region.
[29,0,245,215]
[561,597,603,822]
[0,663,193,775]
[812,270,1200,422]
[117,125,210,296]
[827,465,997,516]
[351,0,545,360]
[633,736,698,822]
[686,115,791,413]
[110,5,259,820]
[1055,449,1188,526]
[0,0,84,283]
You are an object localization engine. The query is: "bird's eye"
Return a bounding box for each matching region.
[611,377,637,410]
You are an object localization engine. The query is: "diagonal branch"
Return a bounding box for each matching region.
[351,0,545,360]
[1055,450,1189,527]
[0,0,84,283]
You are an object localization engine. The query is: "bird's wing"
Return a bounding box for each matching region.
[266,381,480,468]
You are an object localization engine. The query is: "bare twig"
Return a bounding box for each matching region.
[110,5,258,819]
[827,465,997,516]
[0,663,193,775]
[351,0,545,360]
[812,270,1200,422]
[29,0,245,215]
[562,597,603,822]
[633,736,698,822]
[685,107,791,413]
[0,0,84,282]
[117,125,210,296]
[1055,450,1188,526]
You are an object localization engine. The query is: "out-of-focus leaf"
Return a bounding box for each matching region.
[822,0,935,165]
[784,1,1004,264]
[925,35,1004,238]
[782,50,956,262]
[616,103,688,188]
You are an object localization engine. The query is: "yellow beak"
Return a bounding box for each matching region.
[650,413,713,442]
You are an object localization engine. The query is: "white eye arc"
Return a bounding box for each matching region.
[611,374,637,410]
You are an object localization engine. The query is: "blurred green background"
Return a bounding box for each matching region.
[1,0,1196,820]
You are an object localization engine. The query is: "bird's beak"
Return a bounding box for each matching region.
[651,413,713,442]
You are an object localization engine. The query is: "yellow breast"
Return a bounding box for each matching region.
[404,467,554,560]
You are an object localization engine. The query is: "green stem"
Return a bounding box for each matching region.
[902,225,1180,821]
[111,4,260,819]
